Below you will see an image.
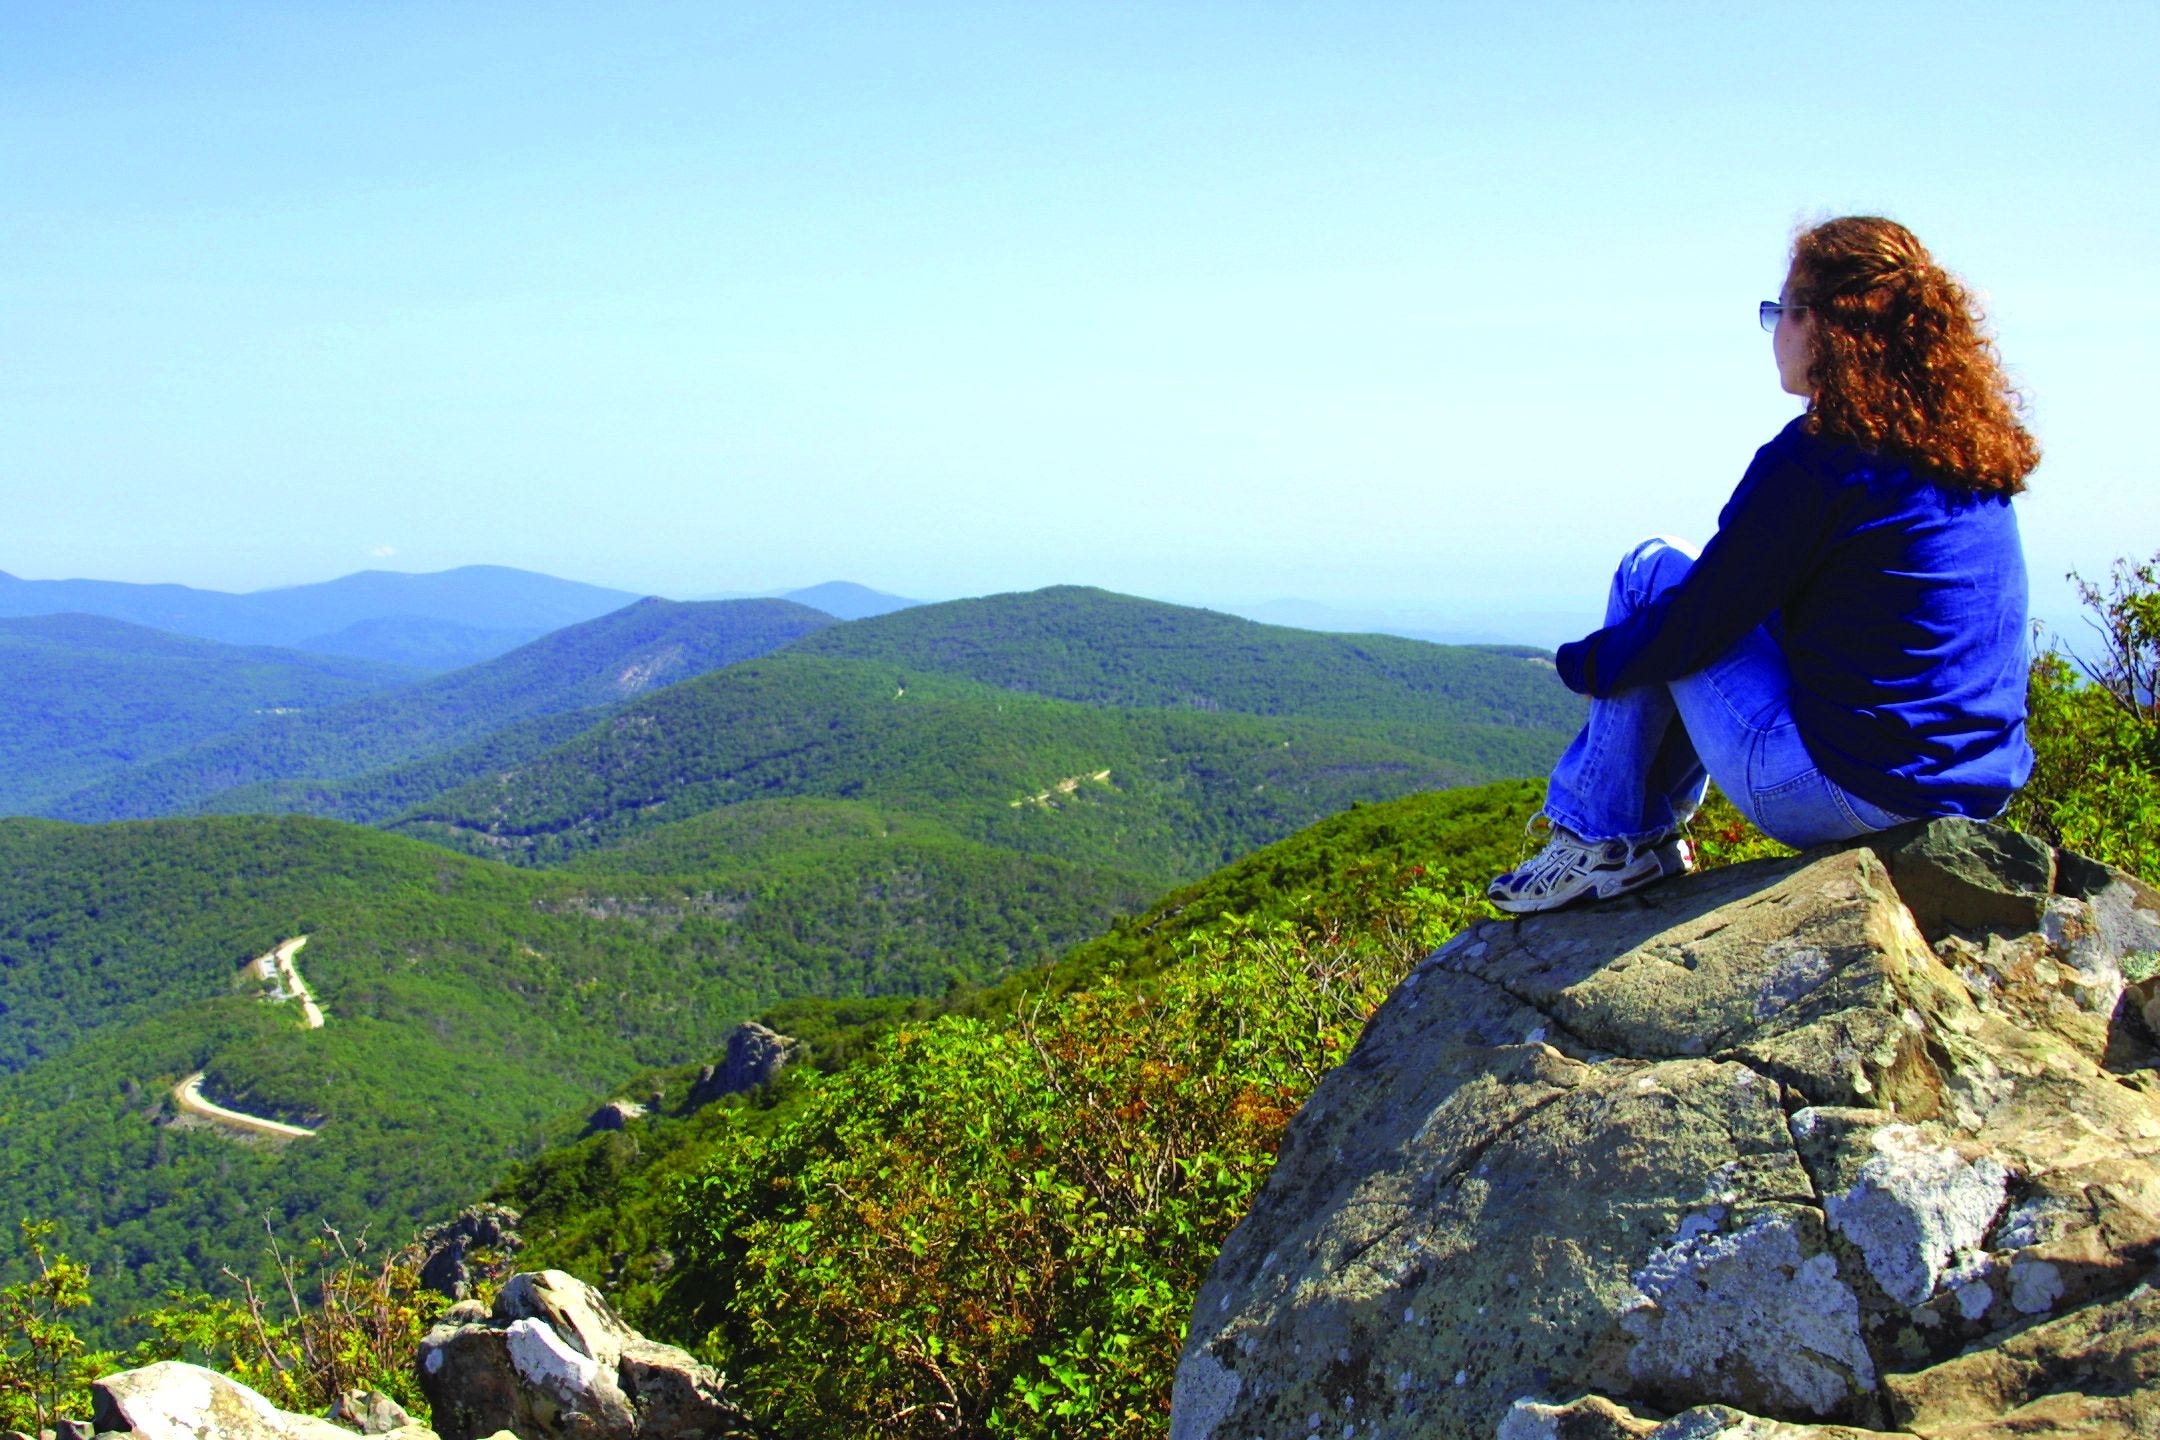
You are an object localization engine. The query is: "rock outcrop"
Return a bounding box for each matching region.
[417,1204,524,1301]
[91,1363,436,1440]
[1171,820,2160,1440]
[685,1023,799,1112]
[417,1268,754,1440]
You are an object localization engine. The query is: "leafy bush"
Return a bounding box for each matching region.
[0,1221,101,1433]
[130,1226,436,1420]
[2004,553,2160,884]
[668,868,1493,1439]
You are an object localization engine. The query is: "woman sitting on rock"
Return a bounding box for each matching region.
[1490,215,2039,914]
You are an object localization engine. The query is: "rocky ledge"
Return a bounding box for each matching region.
[1171,819,2160,1440]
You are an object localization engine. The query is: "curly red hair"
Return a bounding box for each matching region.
[1789,217,2039,494]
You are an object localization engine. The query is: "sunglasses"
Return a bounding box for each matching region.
[1759,300,1807,333]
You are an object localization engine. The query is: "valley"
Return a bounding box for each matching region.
[0,577,1580,1340]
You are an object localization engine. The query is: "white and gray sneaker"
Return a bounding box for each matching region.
[1487,824,1694,914]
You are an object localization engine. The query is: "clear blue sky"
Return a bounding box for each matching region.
[4,1,2153,642]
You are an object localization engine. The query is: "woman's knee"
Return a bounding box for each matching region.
[1613,535,1700,611]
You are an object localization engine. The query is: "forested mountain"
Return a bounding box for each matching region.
[0,615,418,815]
[0,810,1144,1332]
[392,652,1554,875]
[45,599,833,822]
[24,586,1573,843]
[288,614,554,671]
[788,585,1577,730]
[0,564,643,655]
[380,588,1577,868]
[186,710,614,827]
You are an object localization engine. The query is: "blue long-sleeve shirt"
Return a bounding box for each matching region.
[1554,417,2033,819]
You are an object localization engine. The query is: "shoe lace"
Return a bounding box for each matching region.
[1512,825,1600,889]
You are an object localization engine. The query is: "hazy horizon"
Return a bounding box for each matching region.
[7,552,2115,662]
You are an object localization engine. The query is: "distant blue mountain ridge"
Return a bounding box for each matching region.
[36,597,836,823]
[0,567,923,670]
[769,580,922,621]
[0,614,419,814]
[1,562,1625,664]
[0,565,643,665]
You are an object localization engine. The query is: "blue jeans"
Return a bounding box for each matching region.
[1542,537,1914,848]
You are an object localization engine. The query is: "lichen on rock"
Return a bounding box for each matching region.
[1816,1122,2008,1307]
[1621,1206,1875,1416]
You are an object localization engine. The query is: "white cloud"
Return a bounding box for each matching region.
[368,545,397,558]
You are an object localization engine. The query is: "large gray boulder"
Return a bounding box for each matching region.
[1171,820,2160,1440]
[417,1269,752,1440]
[90,1363,435,1440]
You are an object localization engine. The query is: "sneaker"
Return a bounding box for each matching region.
[1487,824,1694,914]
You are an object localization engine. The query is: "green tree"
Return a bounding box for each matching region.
[0,1220,99,1433]
[2072,552,2160,720]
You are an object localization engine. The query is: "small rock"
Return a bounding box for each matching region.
[1496,1395,1657,1439]
[330,1391,412,1436]
[584,1100,646,1134]
[92,1362,394,1440]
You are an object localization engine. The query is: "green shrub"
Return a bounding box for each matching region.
[1686,788,1795,871]
[0,1221,101,1433]
[2004,554,2160,884]
[129,1226,436,1420]
[669,869,1491,1439]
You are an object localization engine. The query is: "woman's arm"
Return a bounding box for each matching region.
[1555,429,1838,697]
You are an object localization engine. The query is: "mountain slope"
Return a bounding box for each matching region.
[491,779,1542,1332]
[383,588,1577,877]
[189,709,613,826]
[392,653,1508,876]
[291,615,555,670]
[786,585,1580,731]
[46,598,834,821]
[0,809,1143,1334]
[0,614,418,815]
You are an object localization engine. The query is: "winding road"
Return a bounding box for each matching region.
[172,1071,318,1139]
[249,935,325,1029]
[168,936,326,1140]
